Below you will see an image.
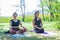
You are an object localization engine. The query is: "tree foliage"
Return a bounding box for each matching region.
[40,0,60,21]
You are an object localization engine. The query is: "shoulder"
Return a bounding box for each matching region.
[10,19,13,21]
[33,18,35,21]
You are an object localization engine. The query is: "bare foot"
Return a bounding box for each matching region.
[16,31,20,34]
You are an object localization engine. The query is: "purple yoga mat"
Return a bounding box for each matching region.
[30,30,57,36]
[30,30,48,34]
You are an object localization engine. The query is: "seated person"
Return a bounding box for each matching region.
[9,12,27,34]
[33,11,44,33]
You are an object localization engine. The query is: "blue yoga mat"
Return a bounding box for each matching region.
[10,33,31,38]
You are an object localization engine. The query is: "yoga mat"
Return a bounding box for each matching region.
[30,30,58,36]
[10,33,32,38]
[40,31,58,36]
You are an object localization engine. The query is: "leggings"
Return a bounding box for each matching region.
[34,28,44,33]
[9,28,26,34]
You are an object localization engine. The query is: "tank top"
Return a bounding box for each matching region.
[34,18,42,27]
[11,19,20,27]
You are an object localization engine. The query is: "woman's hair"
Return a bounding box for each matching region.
[13,12,18,16]
[34,11,39,20]
[34,11,39,15]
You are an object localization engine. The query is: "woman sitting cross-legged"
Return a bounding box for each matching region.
[33,11,44,33]
[9,12,27,34]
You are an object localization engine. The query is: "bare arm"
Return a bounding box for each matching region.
[39,18,43,29]
[40,19,43,27]
[20,22,25,28]
[10,21,12,29]
[33,20,36,28]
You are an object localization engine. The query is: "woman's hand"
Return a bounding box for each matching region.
[20,23,26,29]
[35,26,39,29]
[38,27,43,30]
[34,25,43,29]
[21,26,26,29]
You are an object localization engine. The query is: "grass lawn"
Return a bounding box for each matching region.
[0,21,60,40]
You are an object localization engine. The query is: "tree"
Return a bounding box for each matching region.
[48,0,60,21]
[20,0,25,22]
[41,0,60,21]
[40,0,45,20]
[49,0,54,21]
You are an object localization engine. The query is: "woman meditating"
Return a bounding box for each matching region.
[9,12,26,34]
[33,11,44,33]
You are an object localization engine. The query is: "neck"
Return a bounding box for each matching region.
[35,16,38,18]
[14,18,16,20]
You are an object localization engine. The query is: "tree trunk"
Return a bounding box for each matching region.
[49,0,54,21]
[40,0,45,20]
[42,7,45,20]
[20,0,25,22]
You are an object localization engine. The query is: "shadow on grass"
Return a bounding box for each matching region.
[0,33,58,40]
[0,34,42,40]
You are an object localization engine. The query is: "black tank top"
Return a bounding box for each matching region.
[34,18,41,27]
[11,19,20,27]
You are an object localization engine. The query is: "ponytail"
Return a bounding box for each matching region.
[34,10,39,20]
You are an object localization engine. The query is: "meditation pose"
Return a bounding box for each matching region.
[33,11,44,33]
[9,12,26,34]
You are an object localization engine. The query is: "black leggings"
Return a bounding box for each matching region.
[34,28,44,33]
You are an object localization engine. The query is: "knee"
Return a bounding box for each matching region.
[9,29,16,34]
[22,28,27,32]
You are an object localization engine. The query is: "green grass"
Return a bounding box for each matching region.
[0,21,57,31]
[0,21,60,40]
[0,33,58,40]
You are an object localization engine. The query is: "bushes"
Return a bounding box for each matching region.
[24,16,33,22]
[0,17,11,23]
[0,14,60,23]
[44,14,50,21]
[54,21,60,30]
[0,16,33,23]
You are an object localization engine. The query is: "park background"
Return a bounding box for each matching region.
[0,0,60,40]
